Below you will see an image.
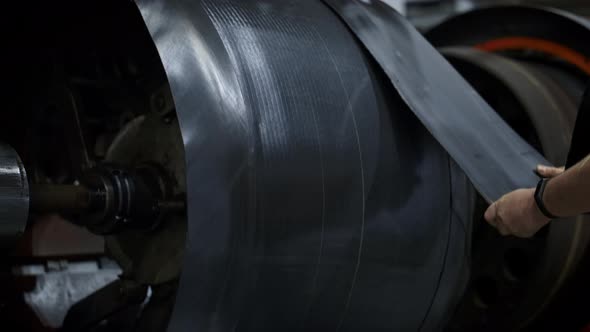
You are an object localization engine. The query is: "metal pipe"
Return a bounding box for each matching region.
[0,143,29,249]
[30,184,96,215]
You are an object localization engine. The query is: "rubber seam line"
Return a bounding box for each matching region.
[308,24,368,332]
[295,19,328,329]
[417,156,454,332]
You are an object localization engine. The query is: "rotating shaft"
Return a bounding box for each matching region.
[29,164,184,235]
[0,143,29,249]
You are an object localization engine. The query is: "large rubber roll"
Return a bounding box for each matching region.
[136,0,474,330]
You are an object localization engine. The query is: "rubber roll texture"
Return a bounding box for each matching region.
[136,0,474,330]
[323,0,548,203]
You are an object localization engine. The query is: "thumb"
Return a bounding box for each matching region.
[536,165,565,178]
[484,202,497,224]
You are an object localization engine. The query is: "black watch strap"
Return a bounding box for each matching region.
[534,178,559,219]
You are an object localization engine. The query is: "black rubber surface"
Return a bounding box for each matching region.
[323,0,548,204]
[136,0,474,330]
[441,47,575,165]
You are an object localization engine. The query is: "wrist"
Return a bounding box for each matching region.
[534,178,559,219]
[526,188,551,225]
[530,192,551,224]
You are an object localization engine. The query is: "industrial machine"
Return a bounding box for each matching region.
[0,1,588,331]
[428,8,590,330]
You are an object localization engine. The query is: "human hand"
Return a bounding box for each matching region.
[484,188,551,238]
[536,165,564,178]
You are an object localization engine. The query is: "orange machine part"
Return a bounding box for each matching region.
[475,36,590,76]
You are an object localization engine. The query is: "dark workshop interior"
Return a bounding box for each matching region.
[1,0,590,331]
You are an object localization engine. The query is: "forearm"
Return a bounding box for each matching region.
[544,154,590,217]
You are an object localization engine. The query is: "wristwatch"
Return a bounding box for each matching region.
[534,178,559,219]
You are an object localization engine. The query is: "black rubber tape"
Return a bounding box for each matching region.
[440,47,576,165]
[322,0,550,203]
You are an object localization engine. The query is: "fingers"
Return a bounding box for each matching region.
[484,202,497,224]
[485,189,546,238]
[485,201,508,235]
[497,223,510,236]
[536,165,565,178]
[485,197,511,236]
[514,230,535,238]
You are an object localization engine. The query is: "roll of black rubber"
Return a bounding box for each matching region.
[136,0,474,330]
[322,0,548,204]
